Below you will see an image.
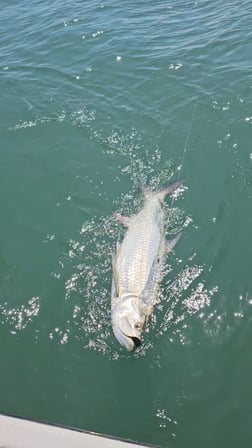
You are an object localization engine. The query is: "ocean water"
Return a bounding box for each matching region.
[1,0,252,446]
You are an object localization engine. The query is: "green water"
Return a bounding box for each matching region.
[1,1,252,446]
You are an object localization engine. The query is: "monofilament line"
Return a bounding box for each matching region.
[170,96,198,211]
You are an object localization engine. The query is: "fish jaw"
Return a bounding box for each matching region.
[112,322,138,352]
[111,295,146,351]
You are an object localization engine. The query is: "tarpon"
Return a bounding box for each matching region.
[111,179,183,351]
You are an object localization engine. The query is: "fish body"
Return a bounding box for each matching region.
[111,180,183,351]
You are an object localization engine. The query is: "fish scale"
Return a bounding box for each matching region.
[117,198,164,297]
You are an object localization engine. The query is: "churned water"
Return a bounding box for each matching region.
[1,1,252,447]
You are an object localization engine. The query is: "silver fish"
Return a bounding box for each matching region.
[111,180,183,351]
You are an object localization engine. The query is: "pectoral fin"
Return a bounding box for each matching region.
[141,257,160,309]
[112,252,120,297]
[114,213,131,227]
[116,241,121,257]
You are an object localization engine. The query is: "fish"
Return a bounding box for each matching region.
[111,179,184,351]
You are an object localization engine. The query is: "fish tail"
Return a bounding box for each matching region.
[158,178,185,202]
[143,179,185,202]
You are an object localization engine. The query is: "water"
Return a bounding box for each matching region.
[1,0,252,446]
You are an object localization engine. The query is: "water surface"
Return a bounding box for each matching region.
[1,1,252,447]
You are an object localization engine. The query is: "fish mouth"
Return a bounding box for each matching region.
[120,330,141,351]
[131,336,141,349]
[118,317,143,351]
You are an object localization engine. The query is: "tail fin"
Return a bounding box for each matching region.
[156,178,185,202]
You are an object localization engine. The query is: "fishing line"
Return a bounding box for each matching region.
[170,96,198,211]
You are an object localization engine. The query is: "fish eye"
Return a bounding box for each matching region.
[135,322,142,330]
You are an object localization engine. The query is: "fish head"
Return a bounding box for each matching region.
[112,296,146,351]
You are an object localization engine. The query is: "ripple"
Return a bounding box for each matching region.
[0,296,40,333]
[43,128,216,358]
